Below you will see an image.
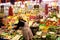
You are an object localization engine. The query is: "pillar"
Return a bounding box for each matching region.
[45,4,48,15]
[8,6,13,16]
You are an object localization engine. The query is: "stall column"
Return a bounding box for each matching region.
[8,6,13,16]
[45,4,48,15]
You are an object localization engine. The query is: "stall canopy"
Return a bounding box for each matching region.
[0,0,31,3]
[0,0,32,4]
[0,0,43,5]
[0,0,43,3]
[0,0,58,3]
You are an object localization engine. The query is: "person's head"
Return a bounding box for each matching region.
[35,14,43,22]
[14,16,26,30]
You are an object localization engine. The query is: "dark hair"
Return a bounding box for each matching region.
[18,20,25,27]
[14,19,26,30]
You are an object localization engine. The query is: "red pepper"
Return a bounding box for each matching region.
[30,16,36,20]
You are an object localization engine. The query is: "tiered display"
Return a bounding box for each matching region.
[0,1,60,40]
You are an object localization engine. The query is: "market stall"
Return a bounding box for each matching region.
[0,0,60,40]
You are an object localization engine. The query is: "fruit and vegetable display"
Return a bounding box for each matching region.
[0,1,60,40]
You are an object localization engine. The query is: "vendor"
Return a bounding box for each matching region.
[30,14,43,36]
[14,17,33,40]
[32,14,43,27]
